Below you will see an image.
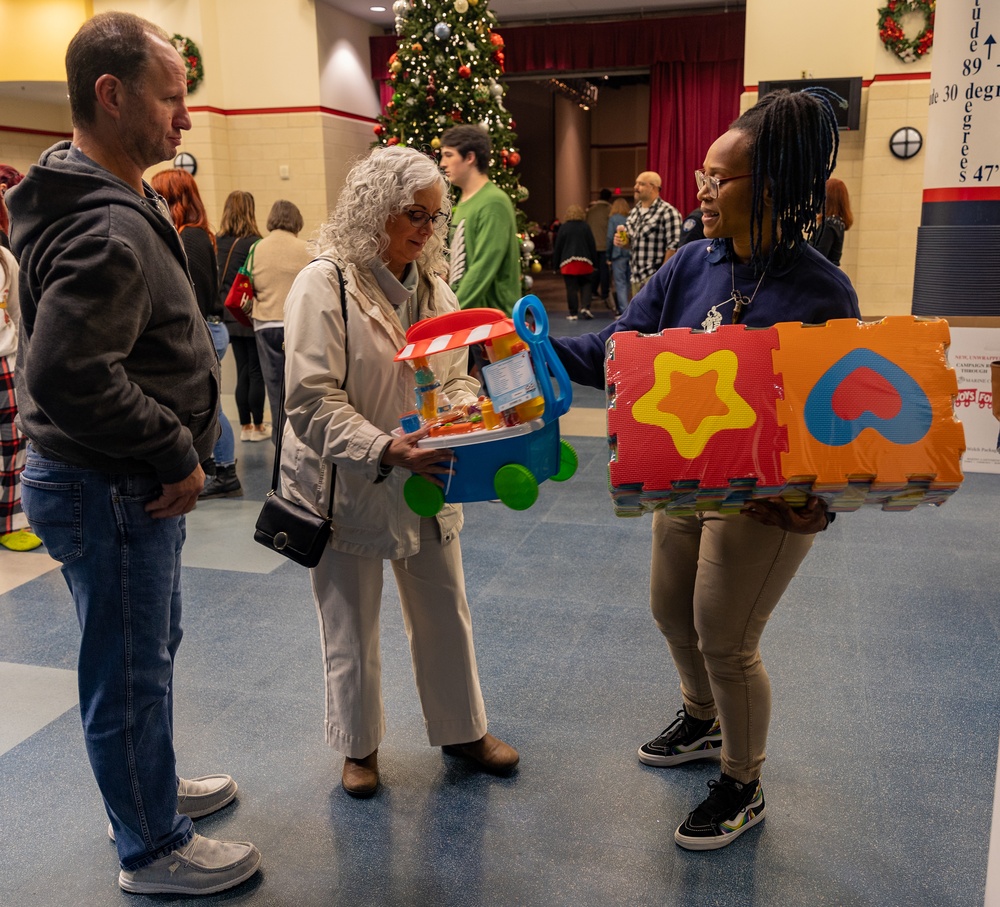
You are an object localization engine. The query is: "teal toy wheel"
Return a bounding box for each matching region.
[404,474,445,517]
[494,463,539,510]
[551,440,578,482]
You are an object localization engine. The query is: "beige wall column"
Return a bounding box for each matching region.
[553,94,589,222]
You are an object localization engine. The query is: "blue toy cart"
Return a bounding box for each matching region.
[395,295,576,514]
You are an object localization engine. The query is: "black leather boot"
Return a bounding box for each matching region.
[199,463,243,499]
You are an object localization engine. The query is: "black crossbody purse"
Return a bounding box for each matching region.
[253,261,346,567]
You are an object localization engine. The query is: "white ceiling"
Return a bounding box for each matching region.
[321,0,735,28]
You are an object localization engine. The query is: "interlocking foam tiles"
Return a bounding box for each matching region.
[773,318,964,488]
[605,317,966,516]
[608,325,785,490]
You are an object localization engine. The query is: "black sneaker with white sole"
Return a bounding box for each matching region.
[674,773,765,851]
[637,708,722,766]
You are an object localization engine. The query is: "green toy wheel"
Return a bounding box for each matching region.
[494,463,539,510]
[551,440,578,482]
[404,474,445,517]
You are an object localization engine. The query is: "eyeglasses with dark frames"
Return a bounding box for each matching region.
[694,169,752,199]
[403,208,449,228]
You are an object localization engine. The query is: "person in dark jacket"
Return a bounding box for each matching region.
[152,168,242,499]
[810,176,853,266]
[216,190,268,442]
[551,89,860,853]
[553,204,598,320]
[7,11,260,896]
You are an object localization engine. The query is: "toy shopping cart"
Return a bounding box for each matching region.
[393,295,576,514]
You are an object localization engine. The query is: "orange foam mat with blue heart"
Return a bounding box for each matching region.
[605,316,965,516]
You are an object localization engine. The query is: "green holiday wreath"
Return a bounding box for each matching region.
[877,0,935,64]
[171,34,204,94]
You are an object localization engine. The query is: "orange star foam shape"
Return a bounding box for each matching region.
[632,350,757,458]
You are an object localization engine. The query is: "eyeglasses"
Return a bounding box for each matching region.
[694,169,752,199]
[403,209,448,228]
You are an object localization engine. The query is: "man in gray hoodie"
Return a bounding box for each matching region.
[7,11,261,897]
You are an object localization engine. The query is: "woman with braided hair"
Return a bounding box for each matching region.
[552,89,860,850]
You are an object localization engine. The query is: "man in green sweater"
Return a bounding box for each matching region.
[440,125,521,315]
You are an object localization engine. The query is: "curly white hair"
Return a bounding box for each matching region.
[318,145,451,274]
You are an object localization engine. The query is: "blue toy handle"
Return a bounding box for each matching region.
[513,294,573,422]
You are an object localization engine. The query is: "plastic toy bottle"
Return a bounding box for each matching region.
[413,356,442,422]
[480,397,502,430]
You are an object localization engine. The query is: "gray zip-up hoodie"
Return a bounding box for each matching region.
[8,142,219,483]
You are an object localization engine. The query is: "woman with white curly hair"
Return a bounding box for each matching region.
[280,145,519,798]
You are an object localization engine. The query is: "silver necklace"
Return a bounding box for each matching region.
[701,260,766,332]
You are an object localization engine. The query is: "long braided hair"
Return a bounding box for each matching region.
[732,88,842,273]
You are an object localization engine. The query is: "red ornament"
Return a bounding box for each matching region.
[492,51,505,73]
[451,110,463,122]
[508,151,521,167]
[458,64,472,79]
[426,94,436,107]
[490,32,505,48]
[387,136,399,146]
[510,119,516,129]
[373,124,384,136]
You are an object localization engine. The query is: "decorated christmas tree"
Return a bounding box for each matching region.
[374,0,540,287]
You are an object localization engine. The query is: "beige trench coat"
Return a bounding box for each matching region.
[278,256,479,560]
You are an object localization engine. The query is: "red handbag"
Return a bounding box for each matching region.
[224,240,259,327]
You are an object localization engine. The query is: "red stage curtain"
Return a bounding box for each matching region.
[649,59,744,217]
[369,14,745,79]
[370,13,745,213]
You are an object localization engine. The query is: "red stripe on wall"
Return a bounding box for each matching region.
[872,71,932,81]
[744,74,929,94]
[0,124,72,138]
[188,105,377,124]
[923,186,1000,203]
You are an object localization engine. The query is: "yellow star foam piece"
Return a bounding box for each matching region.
[632,350,757,459]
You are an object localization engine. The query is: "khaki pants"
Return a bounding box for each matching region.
[310,518,487,758]
[649,510,815,783]
[631,276,651,297]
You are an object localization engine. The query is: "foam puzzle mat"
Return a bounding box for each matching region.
[605,316,966,516]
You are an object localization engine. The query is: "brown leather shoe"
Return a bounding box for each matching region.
[442,733,519,775]
[342,750,379,798]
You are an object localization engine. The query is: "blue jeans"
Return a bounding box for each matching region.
[207,320,235,467]
[19,447,194,870]
[611,257,631,311]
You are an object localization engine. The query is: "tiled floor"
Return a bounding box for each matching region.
[1,278,998,906]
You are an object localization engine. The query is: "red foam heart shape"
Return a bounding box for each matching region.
[831,366,902,421]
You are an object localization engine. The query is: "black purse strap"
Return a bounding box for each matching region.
[267,259,348,521]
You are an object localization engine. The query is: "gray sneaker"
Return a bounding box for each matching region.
[109,774,238,841]
[178,774,239,818]
[118,833,261,895]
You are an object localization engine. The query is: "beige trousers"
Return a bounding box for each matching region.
[309,518,487,758]
[650,510,816,783]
